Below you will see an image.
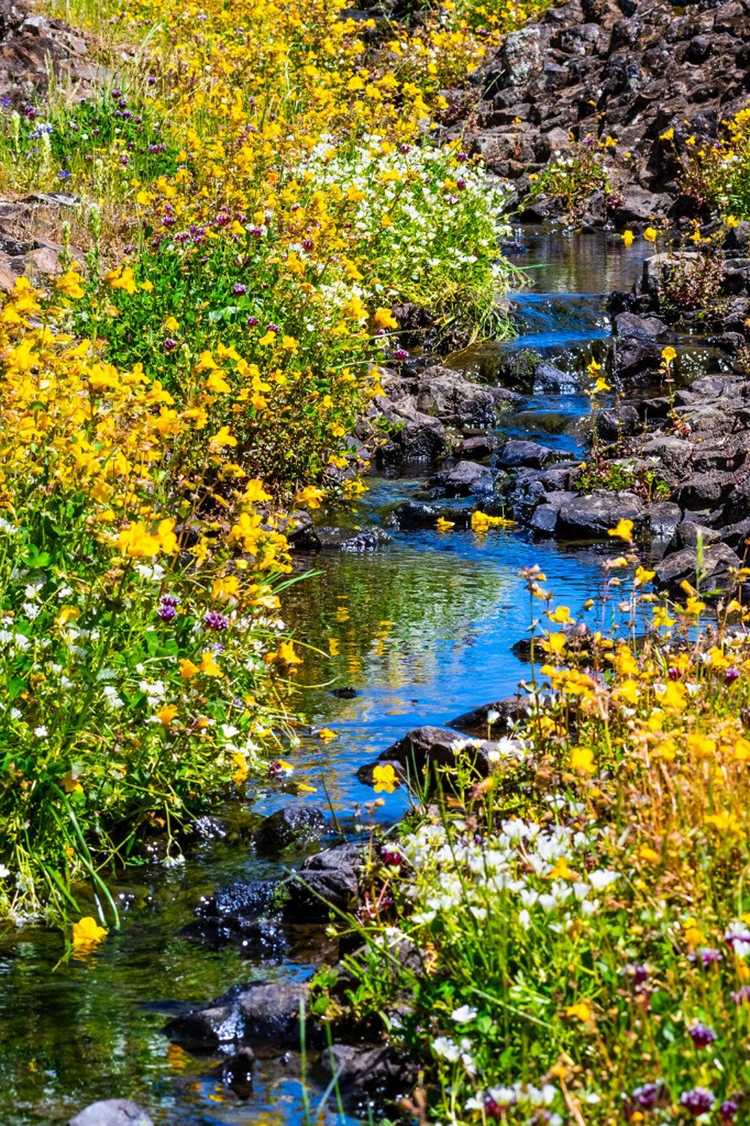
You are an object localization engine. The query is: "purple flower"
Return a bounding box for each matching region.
[690,946,722,967]
[59,169,71,180]
[632,1082,667,1110]
[624,963,650,987]
[204,610,229,631]
[456,178,467,191]
[680,1088,714,1115]
[266,322,280,334]
[731,986,750,1005]
[163,337,178,352]
[721,1096,743,1121]
[246,316,259,327]
[301,238,313,252]
[157,594,179,621]
[393,348,409,362]
[456,150,468,162]
[725,666,741,684]
[688,1023,717,1048]
[668,666,682,680]
[381,846,403,868]
[232,283,247,295]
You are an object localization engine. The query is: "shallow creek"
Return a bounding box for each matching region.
[0,228,652,1124]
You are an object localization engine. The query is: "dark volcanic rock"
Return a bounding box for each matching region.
[68,1103,153,1126]
[372,725,497,783]
[654,543,742,593]
[557,491,645,538]
[432,459,495,497]
[449,696,528,737]
[166,981,311,1052]
[254,805,326,856]
[319,1042,418,1103]
[283,843,365,921]
[498,439,557,468]
[293,525,390,552]
[214,1048,255,1099]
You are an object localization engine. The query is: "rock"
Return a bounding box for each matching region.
[677,520,720,547]
[283,843,365,921]
[293,525,390,552]
[498,439,556,469]
[432,460,495,497]
[611,186,671,224]
[214,1047,255,1099]
[557,491,645,538]
[677,471,735,511]
[596,403,641,438]
[416,365,499,429]
[654,543,742,593]
[68,1102,153,1126]
[165,981,311,1051]
[319,1042,417,1102]
[613,332,662,380]
[459,434,497,459]
[384,500,441,530]
[613,311,668,339]
[530,503,559,533]
[375,725,495,783]
[498,26,544,86]
[533,361,579,393]
[254,805,326,856]
[449,696,528,737]
[648,501,682,539]
[373,398,446,467]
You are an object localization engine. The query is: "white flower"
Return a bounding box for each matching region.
[589,869,618,891]
[432,1036,461,1062]
[451,1004,477,1023]
[33,725,48,738]
[0,864,10,879]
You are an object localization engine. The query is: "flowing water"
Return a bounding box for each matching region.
[0,228,653,1124]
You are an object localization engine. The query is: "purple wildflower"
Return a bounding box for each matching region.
[393,348,409,362]
[690,947,722,967]
[163,337,177,352]
[721,1096,743,1121]
[731,986,750,1004]
[631,1082,667,1110]
[688,1023,717,1048]
[725,666,741,684]
[624,963,650,987]
[232,283,247,295]
[680,1088,714,1116]
[246,316,259,327]
[204,610,229,631]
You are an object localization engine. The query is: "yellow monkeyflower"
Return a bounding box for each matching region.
[564,1000,593,1023]
[372,763,398,793]
[607,518,633,543]
[643,226,658,242]
[72,916,107,951]
[621,230,635,247]
[661,346,677,364]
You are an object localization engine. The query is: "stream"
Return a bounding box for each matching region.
[0,228,653,1124]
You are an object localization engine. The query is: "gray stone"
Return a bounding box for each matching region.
[69,1103,153,1126]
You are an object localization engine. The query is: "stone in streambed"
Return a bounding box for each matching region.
[449,696,527,737]
[282,843,364,922]
[365,725,502,784]
[318,1042,417,1103]
[654,543,742,594]
[292,525,390,552]
[557,491,645,539]
[254,805,326,856]
[68,1103,153,1126]
[498,439,557,469]
[165,981,312,1052]
[431,460,495,497]
[213,1047,255,1099]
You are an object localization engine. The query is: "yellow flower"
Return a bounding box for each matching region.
[232,752,249,785]
[295,485,325,509]
[661,346,677,364]
[72,916,107,951]
[179,658,199,680]
[372,763,398,793]
[317,728,337,742]
[638,844,661,864]
[470,510,514,532]
[199,650,223,677]
[436,517,455,532]
[607,518,633,543]
[652,605,675,629]
[55,269,85,300]
[542,632,567,656]
[564,1000,593,1023]
[372,307,398,330]
[275,639,303,666]
[659,127,675,141]
[570,745,595,774]
[548,605,572,624]
[156,704,178,727]
[163,315,180,332]
[621,230,635,247]
[643,226,658,243]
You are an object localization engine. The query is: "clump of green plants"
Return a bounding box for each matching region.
[675,108,750,221]
[659,245,727,321]
[525,134,611,224]
[317,557,750,1122]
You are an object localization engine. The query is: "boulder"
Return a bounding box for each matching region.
[654,543,742,593]
[648,501,682,540]
[449,696,528,737]
[498,439,557,468]
[373,725,497,783]
[68,1103,153,1126]
[254,805,326,856]
[319,1042,417,1102]
[416,366,499,429]
[677,471,735,511]
[293,525,390,552]
[557,491,645,538]
[165,981,311,1052]
[283,843,365,921]
[432,460,495,497]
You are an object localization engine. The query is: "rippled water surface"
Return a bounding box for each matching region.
[0,228,652,1124]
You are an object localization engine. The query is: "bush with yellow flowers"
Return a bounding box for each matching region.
[317,553,750,1122]
[0,274,297,926]
[673,106,750,222]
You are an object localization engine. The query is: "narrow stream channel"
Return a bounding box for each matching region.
[0,228,652,1124]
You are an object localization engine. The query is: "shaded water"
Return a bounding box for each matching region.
[0,228,651,1124]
